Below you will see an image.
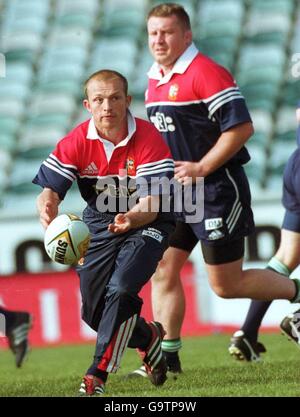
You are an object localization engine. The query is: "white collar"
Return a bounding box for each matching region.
[86,110,136,147]
[147,43,199,85]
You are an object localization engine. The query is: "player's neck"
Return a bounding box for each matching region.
[97,124,128,145]
[159,64,173,76]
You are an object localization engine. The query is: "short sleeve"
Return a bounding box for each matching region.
[32,135,79,200]
[194,58,252,132]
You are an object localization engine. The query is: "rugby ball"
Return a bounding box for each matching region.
[44,214,90,265]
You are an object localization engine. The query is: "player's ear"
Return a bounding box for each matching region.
[185,30,192,46]
[83,99,91,113]
[126,95,132,108]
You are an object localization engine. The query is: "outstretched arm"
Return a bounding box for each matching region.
[36,188,61,229]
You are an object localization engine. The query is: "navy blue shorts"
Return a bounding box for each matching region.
[173,165,254,246]
[168,165,254,264]
[282,148,300,232]
[76,207,175,331]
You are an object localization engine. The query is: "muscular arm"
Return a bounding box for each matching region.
[175,122,254,183]
[36,188,61,229]
[108,195,159,234]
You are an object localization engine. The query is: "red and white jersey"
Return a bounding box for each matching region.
[146,43,252,165]
[33,111,174,212]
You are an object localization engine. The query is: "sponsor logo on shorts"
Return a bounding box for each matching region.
[207,230,225,241]
[142,228,163,243]
[205,218,223,231]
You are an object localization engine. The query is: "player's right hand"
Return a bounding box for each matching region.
[39,201,58,229]
[108,213,132,234]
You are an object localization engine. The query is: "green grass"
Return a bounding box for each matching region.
[1,333,300,397]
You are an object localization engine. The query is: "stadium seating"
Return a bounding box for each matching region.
[0,0,300,212]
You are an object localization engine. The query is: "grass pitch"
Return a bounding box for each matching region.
[1,333,300,397]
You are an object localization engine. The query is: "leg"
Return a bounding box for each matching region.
[206,259,297,361]
[0,307,32,368]
[126,221,197,379]
[151,247,188,373]
[151,221,198,373]
[151,246,189,340]
[274,228,300,350]
[240,228,300,345]
[80,224,173,395]
[201,237,298,361]
[127,246,188,379]
[206,258,296,300]
[231,162,300,353]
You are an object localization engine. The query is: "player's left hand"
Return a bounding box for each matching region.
[174,161,202,185]
[108,213,132,234]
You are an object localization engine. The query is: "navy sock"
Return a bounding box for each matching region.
[241,258,290,343]
[128,318,152,350]
[241,300,272,344]
[163,350,180,365]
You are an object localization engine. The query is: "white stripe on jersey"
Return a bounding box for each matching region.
[43,161,75,182]
[136,159,174,169]
[146,99,203,108]
[207,90,243,112]
[208,95,244,119]
[137,162,174,174]
[45,158,77,180]
[49,153,77,170]
[137,159,174,177]
[136,167,174,177]
[203,87,240,104]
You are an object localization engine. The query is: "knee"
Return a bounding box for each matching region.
[109,284,134,299]
[155,258,170,277]
[152,258,179,288]
[210,282,238,299]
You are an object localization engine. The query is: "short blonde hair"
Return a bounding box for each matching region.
[147,3,191,31]
[84,69,128,98]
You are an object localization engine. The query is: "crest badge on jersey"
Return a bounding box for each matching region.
[126,157,135,176]
[168,84,179,101]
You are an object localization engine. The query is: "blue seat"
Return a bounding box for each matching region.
[47,28,92,49]
[275,106,298,136]
[0,133,17,153]
[0,79,30,100]
[20,126,67,150]
[198,0,244,22]
[249,0,294,14]
[0,115,20,136]
[8,158,43,194]
[0,98,24,118]
[55,0,99,15]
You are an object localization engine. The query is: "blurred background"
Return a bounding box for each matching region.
[0,0,300,347]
